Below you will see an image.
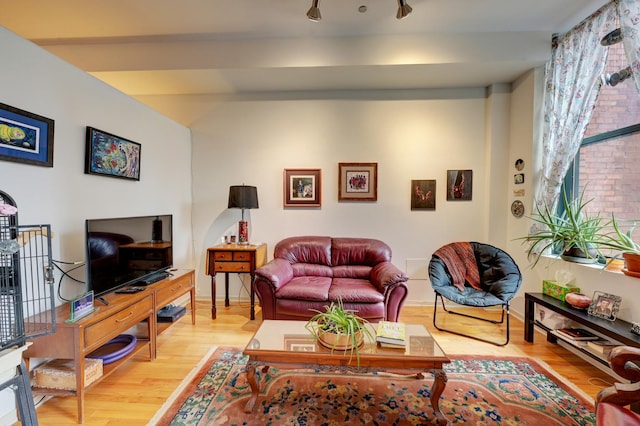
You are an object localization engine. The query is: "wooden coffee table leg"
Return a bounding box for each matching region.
[244,363,270,413]
[430,369,449,425]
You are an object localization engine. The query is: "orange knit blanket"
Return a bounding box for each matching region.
[434,242,481,291]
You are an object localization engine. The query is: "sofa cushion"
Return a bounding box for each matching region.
[275,236,331,265]
[275,299,385,320]
[332,265,371,279]
[292,263,333,278]
[331,238,391,266]
[329,278,385,303]
[276,276,331,301]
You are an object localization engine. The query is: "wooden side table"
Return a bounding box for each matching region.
[206,243,267,320]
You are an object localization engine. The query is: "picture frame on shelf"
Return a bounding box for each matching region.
[283,168,321,207]
[588,291,621,321]
[85,126,141,181]
[338,162,378,201]
[411,179,436,210]
[0,102,54,167]
[446,169,472,201]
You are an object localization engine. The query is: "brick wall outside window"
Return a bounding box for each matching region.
[579,41,640,237]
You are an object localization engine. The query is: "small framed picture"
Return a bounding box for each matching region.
[0,102,54,167]
[283,168,321,207]
[446,169,472,201]
[67,291,95,322]
[338,162,378,201]
[411,179,436,210]
[284,334,317,352]
[85,126,141,181]
[588,291,621,321]
[514,173,525,184]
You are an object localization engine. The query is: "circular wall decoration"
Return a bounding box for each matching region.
[511,200,524,218]
[515,159,524,171]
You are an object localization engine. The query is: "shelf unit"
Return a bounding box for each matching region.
[23,269,195,424]
[524,292,640,375]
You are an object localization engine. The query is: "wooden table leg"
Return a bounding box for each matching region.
[430,369,450,425]
[210,276,217,319]
[224,272,230,307]
[250,273,256,320]
[244,362,264,413]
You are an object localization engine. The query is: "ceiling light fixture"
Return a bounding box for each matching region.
[307,0,321,22]
[306,0,412,21]
[396,0,412,20]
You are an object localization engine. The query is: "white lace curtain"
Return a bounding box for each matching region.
[535,2,618,210]
[620,0,640,93]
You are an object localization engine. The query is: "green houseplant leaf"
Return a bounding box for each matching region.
[305,298,374,366]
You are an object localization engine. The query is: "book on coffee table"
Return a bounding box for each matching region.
[376,321,406,346]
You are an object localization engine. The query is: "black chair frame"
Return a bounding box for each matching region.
[432,291,511,346]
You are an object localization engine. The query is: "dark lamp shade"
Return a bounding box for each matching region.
[228,185,259,209]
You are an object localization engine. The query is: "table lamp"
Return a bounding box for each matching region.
[228,185,259,244]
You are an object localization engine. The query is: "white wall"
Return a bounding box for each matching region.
[0,26,193,423]
[190,90,513,306]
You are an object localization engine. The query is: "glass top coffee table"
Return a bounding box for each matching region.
[243,320,451,425]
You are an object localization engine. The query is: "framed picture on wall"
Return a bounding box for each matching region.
[0,102,54,167]
[283,168,321,207]
[338,162,378,201]
[84,126,141,181]
[411,179,436,210]
[446,169,473,201]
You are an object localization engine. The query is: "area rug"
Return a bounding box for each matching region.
[150,346,596,425]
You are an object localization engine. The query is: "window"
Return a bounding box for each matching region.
[566,39,640,241]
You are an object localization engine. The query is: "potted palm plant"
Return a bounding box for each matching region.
[520,186,609,267]
[305,298,374,365]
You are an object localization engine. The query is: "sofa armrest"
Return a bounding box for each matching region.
[255,258,294,291]
[370,262,409,292]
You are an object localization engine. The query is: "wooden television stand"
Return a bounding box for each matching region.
[24,269,195,424]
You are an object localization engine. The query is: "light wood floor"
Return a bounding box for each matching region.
[19,301,616,425]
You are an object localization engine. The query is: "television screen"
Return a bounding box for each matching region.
[85,214,173,297]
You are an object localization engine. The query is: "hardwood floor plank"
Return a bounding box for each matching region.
[17,302,614,425]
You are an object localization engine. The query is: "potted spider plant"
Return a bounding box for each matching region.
[305,298,373,366]
[600,216,640,275]
[520,186,608,267]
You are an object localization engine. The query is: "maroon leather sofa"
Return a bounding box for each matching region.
[254,236,409,322]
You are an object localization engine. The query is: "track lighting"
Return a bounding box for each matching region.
[305,0,412,21]
[307,0,321,22]
[396,0,412,20]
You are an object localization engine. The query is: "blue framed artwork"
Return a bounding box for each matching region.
[0,102,54,167]
[85,126,141,181]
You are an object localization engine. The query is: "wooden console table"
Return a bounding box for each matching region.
[524,292,640,368]
[24,269,195,424]
[206,243,267,320]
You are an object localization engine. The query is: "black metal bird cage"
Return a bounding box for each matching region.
[0,190,55,349]
[0,189,55,426]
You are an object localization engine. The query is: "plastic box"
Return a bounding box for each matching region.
[542,279,580,302]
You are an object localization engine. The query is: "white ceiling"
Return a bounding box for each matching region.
[0,0,610,124]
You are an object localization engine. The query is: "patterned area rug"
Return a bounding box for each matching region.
[150,346,596,426]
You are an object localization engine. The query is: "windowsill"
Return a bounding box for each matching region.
[539,254,624,275]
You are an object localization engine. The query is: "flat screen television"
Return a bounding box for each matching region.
[85,214,173,297]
